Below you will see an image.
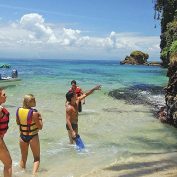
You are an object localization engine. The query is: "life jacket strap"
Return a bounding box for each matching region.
[20,127,38,133]
[0,126,8,131]
[0,120,9,124]
[19,123,35,127]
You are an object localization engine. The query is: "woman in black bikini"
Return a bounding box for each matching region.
[16,94,43,175]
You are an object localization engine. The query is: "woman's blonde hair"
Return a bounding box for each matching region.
[23,94,35,108]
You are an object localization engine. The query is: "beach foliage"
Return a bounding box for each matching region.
[130,50,149,64]
[161,47,169,60]
[170,52,177,65]
[170,40,177,54]
[154,0,177,67]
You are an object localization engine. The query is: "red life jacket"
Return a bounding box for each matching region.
[69,87,82,96]
[0,107,9,137]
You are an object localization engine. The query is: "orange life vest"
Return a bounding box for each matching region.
[69,86,82,96]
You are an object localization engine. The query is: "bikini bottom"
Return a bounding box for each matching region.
[20,134,38,143]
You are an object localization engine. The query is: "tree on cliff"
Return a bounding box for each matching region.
[154,0,177,67]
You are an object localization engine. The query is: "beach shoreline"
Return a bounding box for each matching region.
[82,152,177,177]
[1,59,173,177]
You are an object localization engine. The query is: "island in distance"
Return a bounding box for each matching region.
[120,50,161,66]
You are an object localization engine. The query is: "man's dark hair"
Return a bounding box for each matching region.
[66,91,74,102]
[71,80,76,85]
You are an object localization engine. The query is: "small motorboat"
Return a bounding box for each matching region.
[0,69,21,87]
[0,77,21,87]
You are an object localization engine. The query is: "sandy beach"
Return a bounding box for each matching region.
[0,0,177,176]
[83,152,177,177]
[0,59,174,177]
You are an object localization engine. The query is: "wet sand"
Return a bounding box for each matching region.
[82,152,177,177]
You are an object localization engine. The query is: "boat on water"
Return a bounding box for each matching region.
[0,69,21,87]
[0,77,21,87]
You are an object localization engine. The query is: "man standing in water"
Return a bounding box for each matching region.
[66,85,101,144]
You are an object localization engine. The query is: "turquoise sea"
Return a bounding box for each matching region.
[0,59,177,177]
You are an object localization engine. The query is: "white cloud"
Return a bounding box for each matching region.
[0,13,160,59]
[61,28,81,46]
[19,13,57,42]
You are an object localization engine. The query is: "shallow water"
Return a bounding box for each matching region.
[1,59,176,177]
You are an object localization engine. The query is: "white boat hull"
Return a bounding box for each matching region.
[0,78,21,87]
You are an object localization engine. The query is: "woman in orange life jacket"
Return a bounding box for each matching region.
[69,80,85,112]
[0,88,12,177]
[16,94,43,175]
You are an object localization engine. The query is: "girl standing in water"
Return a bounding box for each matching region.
[16,94,43,175]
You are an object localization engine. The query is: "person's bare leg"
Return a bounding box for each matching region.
[30,135,40,175]
[68,127,78,144]
[67,130,74,144]
[0,138,12,177]
[19,138,29,169]
[75,128,78,135]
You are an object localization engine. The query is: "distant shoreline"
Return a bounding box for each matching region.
[120,61,162,66]
[145,61,162,66]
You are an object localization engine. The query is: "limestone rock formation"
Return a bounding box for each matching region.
[158,53,177,126]
[120,51,149,65]
[154,0,177,127]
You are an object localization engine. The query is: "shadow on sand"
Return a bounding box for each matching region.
[104,158,177,177]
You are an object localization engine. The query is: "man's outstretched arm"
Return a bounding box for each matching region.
[78,85,101,101]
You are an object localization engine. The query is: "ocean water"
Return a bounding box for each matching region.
[0,59,177,177]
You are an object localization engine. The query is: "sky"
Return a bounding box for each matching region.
[0,0,161,60]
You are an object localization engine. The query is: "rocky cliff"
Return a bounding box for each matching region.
[154,0,177,67]
[154,0,177,126]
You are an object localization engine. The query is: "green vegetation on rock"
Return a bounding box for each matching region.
[169,40,177,64]
[130,50,149,64]
[170,40,177,54]
[154,0,177,67]
[161,47,169,60]
[120,50,149,65]
[155,1,177,128]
